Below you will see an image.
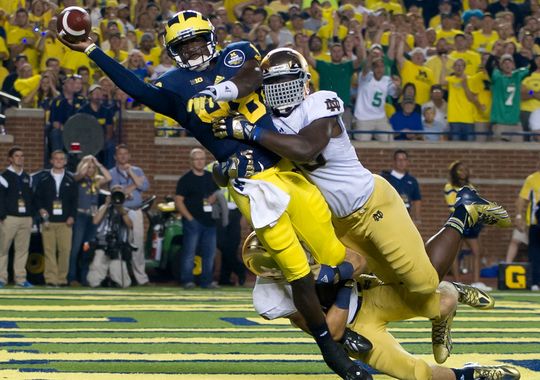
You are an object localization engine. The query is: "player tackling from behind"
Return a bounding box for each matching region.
[213,47,512,368]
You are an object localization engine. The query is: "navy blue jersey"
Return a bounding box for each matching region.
[89,42,280,176]
[77,103,114,128]
[49,95,86,125]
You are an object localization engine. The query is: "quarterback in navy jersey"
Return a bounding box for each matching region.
[59,10,369,380]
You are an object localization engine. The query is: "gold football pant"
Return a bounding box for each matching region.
[350,284,439,380]
[333,175,439,296]
[230,166,346,282]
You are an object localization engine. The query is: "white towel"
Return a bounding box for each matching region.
[232,178,290,229]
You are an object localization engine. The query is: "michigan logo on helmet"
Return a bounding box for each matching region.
[164,10,218,70]
[261,48,311,115]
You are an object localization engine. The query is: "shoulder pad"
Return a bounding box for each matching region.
[304,91,344,125]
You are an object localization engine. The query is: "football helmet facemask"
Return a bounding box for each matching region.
[261,48,311,116]
[164,10,217,71]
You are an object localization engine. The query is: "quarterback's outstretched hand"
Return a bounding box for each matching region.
[187,87,216,114]
[213,115,261,141]
[58,35,94,53]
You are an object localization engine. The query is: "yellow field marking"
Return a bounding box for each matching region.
[0,317,111,322]
[0,370,346,380]
[0,294,251,301]
[0,304,254,311]
[1,326,540,333]
[2,336,540,344]
[0,353,537,380]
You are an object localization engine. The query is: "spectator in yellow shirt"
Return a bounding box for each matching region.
[428,0,453,29]
[138,32,161,67]
[440,58,482,142]
[449,33,481,76]
[426,38,455,85]
[472,12,499,53]
[37,18,66,72]
[520,55,540,141]
[105,33,128,63]
[372,0,403,15]
[7,8,39,70]
[435,13,461,46]
[396,35,434,105]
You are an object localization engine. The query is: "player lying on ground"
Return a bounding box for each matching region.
[59,12,369,380]
[242,233,521,380]
[213,48,512,365]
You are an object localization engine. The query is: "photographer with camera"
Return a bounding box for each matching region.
[87,185,133,288]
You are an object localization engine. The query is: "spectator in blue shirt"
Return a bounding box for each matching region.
[390,96,424,140]
[381,149,422,226]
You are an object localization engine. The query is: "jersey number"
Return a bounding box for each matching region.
[505,85,516,106]
[372,91,383,107]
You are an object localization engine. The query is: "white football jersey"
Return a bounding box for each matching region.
[272,91,374,218]
[253,276,359,323]
[354,72,397,121]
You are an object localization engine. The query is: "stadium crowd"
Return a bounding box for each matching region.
[0,0,539,144]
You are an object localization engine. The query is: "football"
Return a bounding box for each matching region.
[56,6,91,43]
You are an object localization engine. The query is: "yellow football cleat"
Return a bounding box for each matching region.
[452,282,495,310]
[432,310,455,364]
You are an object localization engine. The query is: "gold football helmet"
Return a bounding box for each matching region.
[164,10,217,70]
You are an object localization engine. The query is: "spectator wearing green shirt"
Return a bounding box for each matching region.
[487,53,530,142]
[303,38,364,128]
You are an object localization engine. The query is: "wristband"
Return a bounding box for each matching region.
[251,126,264,142]
[335,285,352,309]
[84,43,97,55]
[211,80,239,101]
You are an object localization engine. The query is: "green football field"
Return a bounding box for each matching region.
[0,286,538,380]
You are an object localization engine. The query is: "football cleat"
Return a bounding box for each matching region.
[340,328,373,355]
[463,363,521,380]
[432,311,455,364]
[454,187,511,228]
[452,282,495,310]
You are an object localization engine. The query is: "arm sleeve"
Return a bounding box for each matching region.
[176,176,188,197]
[411,178,422,201]
[136,168,150,192]
[88,47,186,122]
[0,181,6,219]
[519,177,532,200]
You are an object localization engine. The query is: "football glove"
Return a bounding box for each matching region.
[225,149,255,179]
[213,115,259,141]
[187,87,217,114]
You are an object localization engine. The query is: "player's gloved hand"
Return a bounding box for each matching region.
[315,329,372,380]
[340,328,373,355]
[187,87,217,114]
[213,115,260,141]
[224,149,255,179]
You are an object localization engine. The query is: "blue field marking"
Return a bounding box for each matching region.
[107,317,137,323]
[8,360,49,365]
[504,359,540,371]
[19,368,58,372]
[220,317,260,326]
[0,334,23,338]
[0,343,31,347]
[0,322,17,328]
